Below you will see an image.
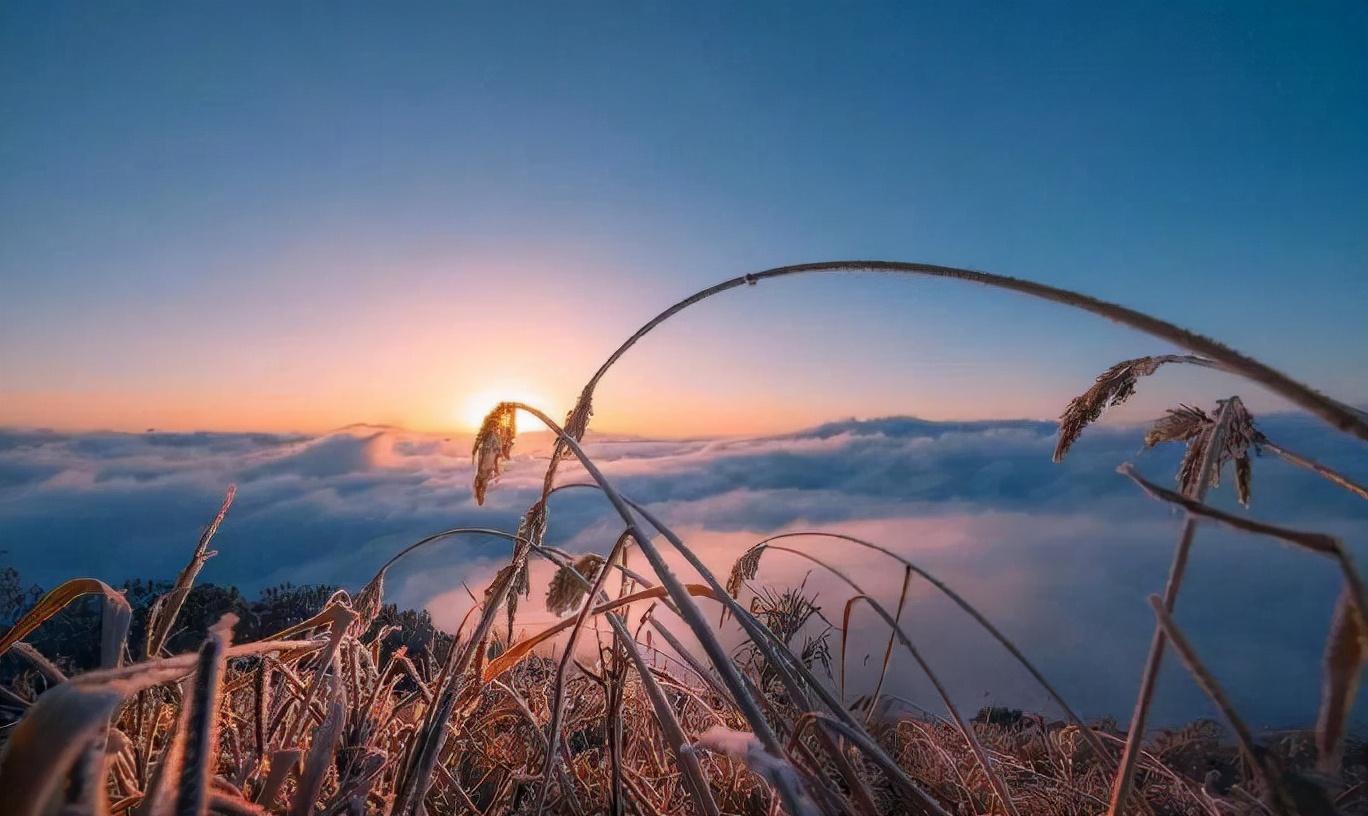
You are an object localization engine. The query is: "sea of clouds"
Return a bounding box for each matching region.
[2,413,1366,729]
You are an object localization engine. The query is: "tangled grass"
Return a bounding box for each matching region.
[2,260,1367,816]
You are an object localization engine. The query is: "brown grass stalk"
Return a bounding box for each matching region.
[1108,399,1236,816]
[1145,596,1295,816]
[745,531,1116,778]
[146,486,236,659]
[1261,439,1368,503]
[175,616,233,816]
[566,262,1368,457]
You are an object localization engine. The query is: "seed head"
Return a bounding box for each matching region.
[1145,397,1263,505]
[472,403,518,505]
[1055,357,1167,462]
[546,554,605,617]
[727,546,766,598]
[559,391,594,460]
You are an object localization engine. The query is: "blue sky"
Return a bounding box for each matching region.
[1,2,1366,434]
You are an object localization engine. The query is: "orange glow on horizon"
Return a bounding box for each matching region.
[458,385,558,432]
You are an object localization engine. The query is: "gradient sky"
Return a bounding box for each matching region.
[2,2,1366,436]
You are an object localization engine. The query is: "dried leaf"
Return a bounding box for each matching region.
[0,578,131,667]
[1317,588,1366,774]
[1235,454,1253,508]
[0,682,126,816]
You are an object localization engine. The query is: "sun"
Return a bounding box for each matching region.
[459,386,553,431]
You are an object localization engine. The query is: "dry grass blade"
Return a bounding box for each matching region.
[0,662,200,816]
[280,602,355,749]
[868,565,911,720]
[488,403,795,767]
[289,682,346,816]
[208,791,271,816]
[0,577,131,665]
[1109,400,1239,816]
[472,402,517,505]
[1146,596,1296,816]
[606,261,1368,441]
[534,532,635,816]
[786,714,952,816]
[1117,463,1344,558]
[622,490,975,816]
[1112,454,1368,814]
[175,615,233,816]
[391,548,531,816]
[351,525,535,633]
[10,641,66,684]
[644,614,732,704]
[0,681,127,816]
[605,614,722,816]
[1261,439,1368,503]
[1317,588,1366,775]
[254,749,300,810]
[844,593,1020,816]
[501,406,870,816]
[146,486,236,658]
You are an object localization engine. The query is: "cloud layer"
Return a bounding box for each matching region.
[2,414,1366,728]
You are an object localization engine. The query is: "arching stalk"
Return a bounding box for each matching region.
[1260,439,1368,502]
[747,531,1117,777]
[513,261,1368,679]
[569,261,1368,450]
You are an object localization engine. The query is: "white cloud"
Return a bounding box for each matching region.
[1,414,1365,726]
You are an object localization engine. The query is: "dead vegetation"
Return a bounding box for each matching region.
[2,260,1367,815]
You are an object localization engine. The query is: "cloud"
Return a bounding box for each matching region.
[1,415,1366,727]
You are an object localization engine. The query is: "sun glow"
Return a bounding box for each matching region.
[459,386,555,431]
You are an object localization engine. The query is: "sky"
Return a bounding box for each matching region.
[2,2,1367,436]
